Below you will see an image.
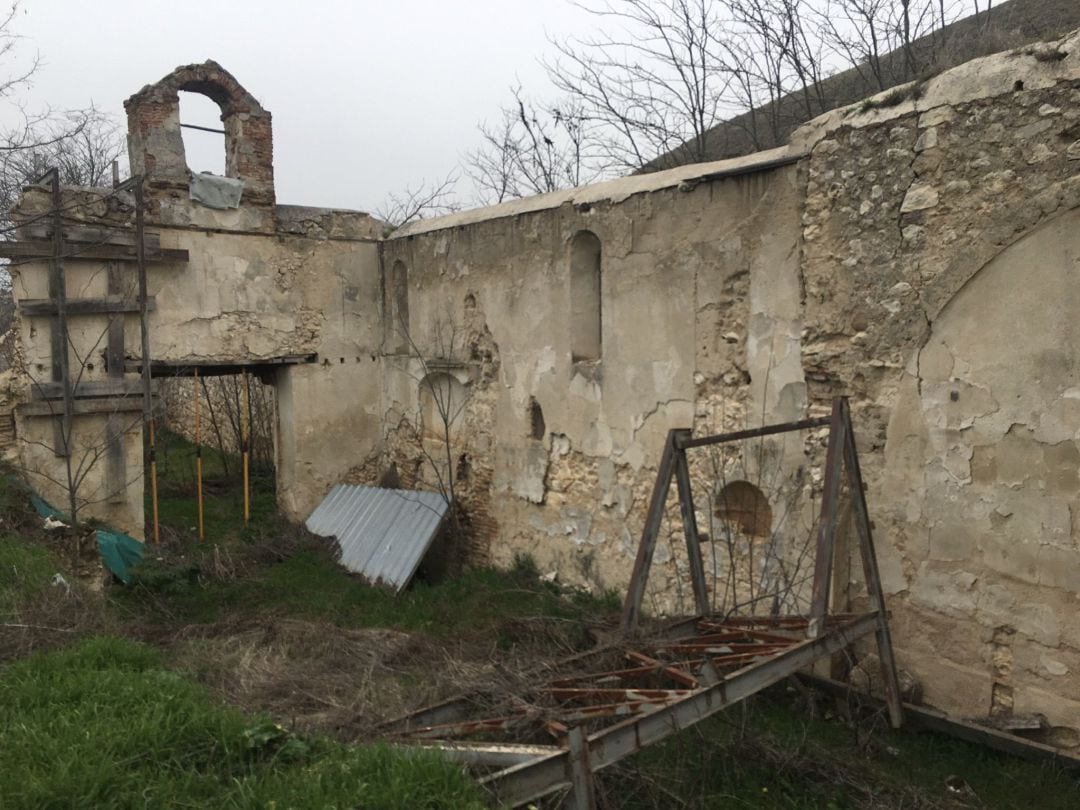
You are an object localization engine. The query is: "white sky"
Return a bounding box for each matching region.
[7,0,594,212]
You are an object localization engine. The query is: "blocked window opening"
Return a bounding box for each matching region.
[715,481,772,538]
[179,91,226,176]
[528,397,546,441]
[419,372,467,441]
[387,260,410,353]
[570,230,602,363]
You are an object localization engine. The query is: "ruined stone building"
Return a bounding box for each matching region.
[5,30,1080,739]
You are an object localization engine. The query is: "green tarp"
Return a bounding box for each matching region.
[96,530,144,585]
[29,491,145,584]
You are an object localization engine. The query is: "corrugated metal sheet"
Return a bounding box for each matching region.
[305,485,450,593]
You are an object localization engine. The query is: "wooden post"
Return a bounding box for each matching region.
[673,429,710,616]
[840,398,904,728]
[105,263,127,504]
[242,370,250,527]
[48,170,76,519]
[195,367,205,542]
[135,178,158,544]
[621,430,680,634]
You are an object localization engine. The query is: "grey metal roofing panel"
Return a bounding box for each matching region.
[305,485,450,593]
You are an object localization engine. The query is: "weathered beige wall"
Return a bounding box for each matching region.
[9,35,1080,736]
[377,162,805,609]
[10,188,384,535]
[367,31,1080,736]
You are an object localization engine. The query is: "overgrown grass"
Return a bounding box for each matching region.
[0,535,54,618]
[0,636,486,809]
[154,427,278,544]
[612,693,1080,808]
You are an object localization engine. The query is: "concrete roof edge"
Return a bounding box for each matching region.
[389,144,801,239]
[791,26,1080,153]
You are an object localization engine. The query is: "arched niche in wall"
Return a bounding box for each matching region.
[419,371,468,441]
[569,230,602,364]
[714,480,772,538]
[386,260,410,354]
[889,204,1080,591]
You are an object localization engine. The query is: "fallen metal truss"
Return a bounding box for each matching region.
[383,397,903,808]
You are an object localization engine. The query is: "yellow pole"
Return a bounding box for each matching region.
[149,418,160,544]
[242,371,250,527]
[195,367,204,542]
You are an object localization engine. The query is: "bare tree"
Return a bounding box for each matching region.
[376,173,460,230]
[466,87,598,204]
[546,0,736,172]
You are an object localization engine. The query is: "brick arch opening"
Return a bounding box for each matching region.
[124,60,274,205]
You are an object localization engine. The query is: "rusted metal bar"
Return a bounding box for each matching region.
[481,612,881,807]
[695,623,802,644]
[810,399,847,624]
[840,398,903,728]
[676,416,831,450]
[621,430,680,633]
[673,430,710,616]
[407,741,562,768]
[543,688,695,702]
[550,660,705,688]
[625,650,699,688]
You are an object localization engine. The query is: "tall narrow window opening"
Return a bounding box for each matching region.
[570,230,602,363]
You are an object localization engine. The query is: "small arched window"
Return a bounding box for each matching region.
[569,230,602,363]
[715,481,772,538]
[419,372,467,441]
[387,260,410,353]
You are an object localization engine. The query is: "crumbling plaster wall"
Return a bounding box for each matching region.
[373,30,1080,732]
[378,161,805,607]
[794,31,1080,729]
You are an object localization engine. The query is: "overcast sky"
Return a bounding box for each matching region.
[6,0,594,212]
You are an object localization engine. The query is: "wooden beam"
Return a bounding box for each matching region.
[30,379,157,401]
[19,296,156,316]
[19,397,150,417]
[0,240,187,263]
[22,223,161,252]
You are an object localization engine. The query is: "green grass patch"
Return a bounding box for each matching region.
[0,636,486,809]
[121,546,619,643]
[153,428,278,544]
[0,535,55,618]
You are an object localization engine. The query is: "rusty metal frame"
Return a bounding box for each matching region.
[386,397,902,808]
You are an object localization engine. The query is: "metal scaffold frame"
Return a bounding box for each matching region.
[383,396,903,808]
